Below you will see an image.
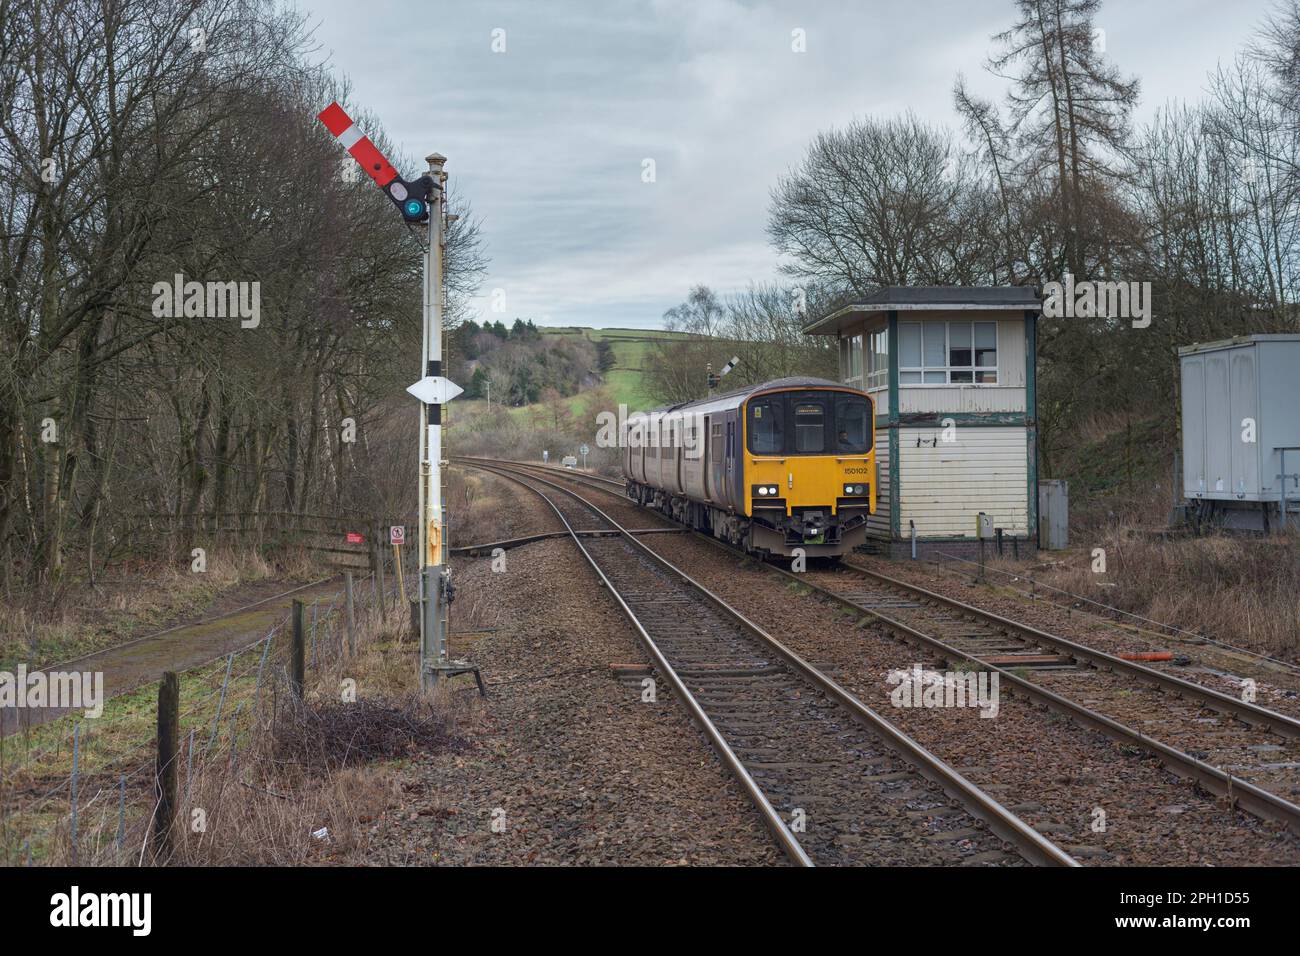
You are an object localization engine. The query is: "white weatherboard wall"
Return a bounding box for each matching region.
[868,437,891,539]
[897,427,1029,536]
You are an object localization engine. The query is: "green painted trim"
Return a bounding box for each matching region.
[1025,309,1039,544]
[894,412,1027,427]
[888,427,900,539]
[887,310,901,538]
[892,534,1032,543]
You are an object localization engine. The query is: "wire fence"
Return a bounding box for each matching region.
[0,567,410,866]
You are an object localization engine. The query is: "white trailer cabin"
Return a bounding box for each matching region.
[804,286,1041,557]
[1179,334,1300,531]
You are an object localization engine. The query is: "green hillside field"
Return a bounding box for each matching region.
[454,326,694,421]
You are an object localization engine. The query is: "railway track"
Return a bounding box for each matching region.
[457,459,1077,867]
[471,458,1300,838]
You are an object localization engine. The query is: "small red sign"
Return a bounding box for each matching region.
[346,532,364,544]
[390,525,405,545]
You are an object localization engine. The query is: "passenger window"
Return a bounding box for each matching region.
[793,402,826,453]
[747,400,784,454]
[834,397,871,453]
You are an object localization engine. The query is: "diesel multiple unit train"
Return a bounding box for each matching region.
[621,377,876,558]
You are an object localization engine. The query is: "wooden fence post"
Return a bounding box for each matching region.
[153,672,179,859]
[345,572,356,657]
[291,600,305,699]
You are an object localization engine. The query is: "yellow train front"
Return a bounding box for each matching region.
[622,377,876,558]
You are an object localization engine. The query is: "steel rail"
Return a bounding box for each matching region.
[841,563,1300,740]
[769,560,1300,835]
[460,459,1079,867]
[505,456,1300,736]
[460,461,812,865]
[469,458,1300,838]
[503,459,1300,733]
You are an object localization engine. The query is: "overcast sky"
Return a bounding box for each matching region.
[300,0,1279,330]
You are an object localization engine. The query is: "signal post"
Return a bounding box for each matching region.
[318,103,463,692]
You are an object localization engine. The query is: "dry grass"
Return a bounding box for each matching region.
[8,580,478,867]
[1024,441,1300,658]
[446,469,518,546]
[1016,526,1300,659]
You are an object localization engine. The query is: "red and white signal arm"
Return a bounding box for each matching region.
[390,525,405,545]
[318,102,398,187]
[317,101,435,222]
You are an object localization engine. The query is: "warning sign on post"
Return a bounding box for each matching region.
[390,526,405,545]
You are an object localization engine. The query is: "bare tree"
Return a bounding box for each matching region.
[767,113,995,293]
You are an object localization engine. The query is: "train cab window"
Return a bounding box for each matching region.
[834,396,872,453]
[747,400,784,454]
[793,402,826,453]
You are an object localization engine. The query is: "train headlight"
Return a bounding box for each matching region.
[844,484,853,495]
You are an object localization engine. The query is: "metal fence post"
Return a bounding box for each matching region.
[154,672,179,859]
[291,599,305,699]
[70,722,80,863]
[254,631,274,710]
[206,653,234,752]
[228,702,243,778]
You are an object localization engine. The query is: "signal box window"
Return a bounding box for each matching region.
[747,400,784,454]
[866,328,889,390]
[898,320,998,384]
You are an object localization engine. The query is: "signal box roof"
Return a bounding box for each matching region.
[804,286,1040,335]
[1177,333,1300,356]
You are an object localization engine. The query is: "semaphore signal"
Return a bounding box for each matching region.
[316,100,462,692]
[317,101,437,223]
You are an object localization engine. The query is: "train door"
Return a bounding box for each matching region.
[702,413,712,502]
[725,419,736,506]
[681,416,691,494]
[713,418,728,503]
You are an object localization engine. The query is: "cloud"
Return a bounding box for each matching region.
[303,0,1275,329]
